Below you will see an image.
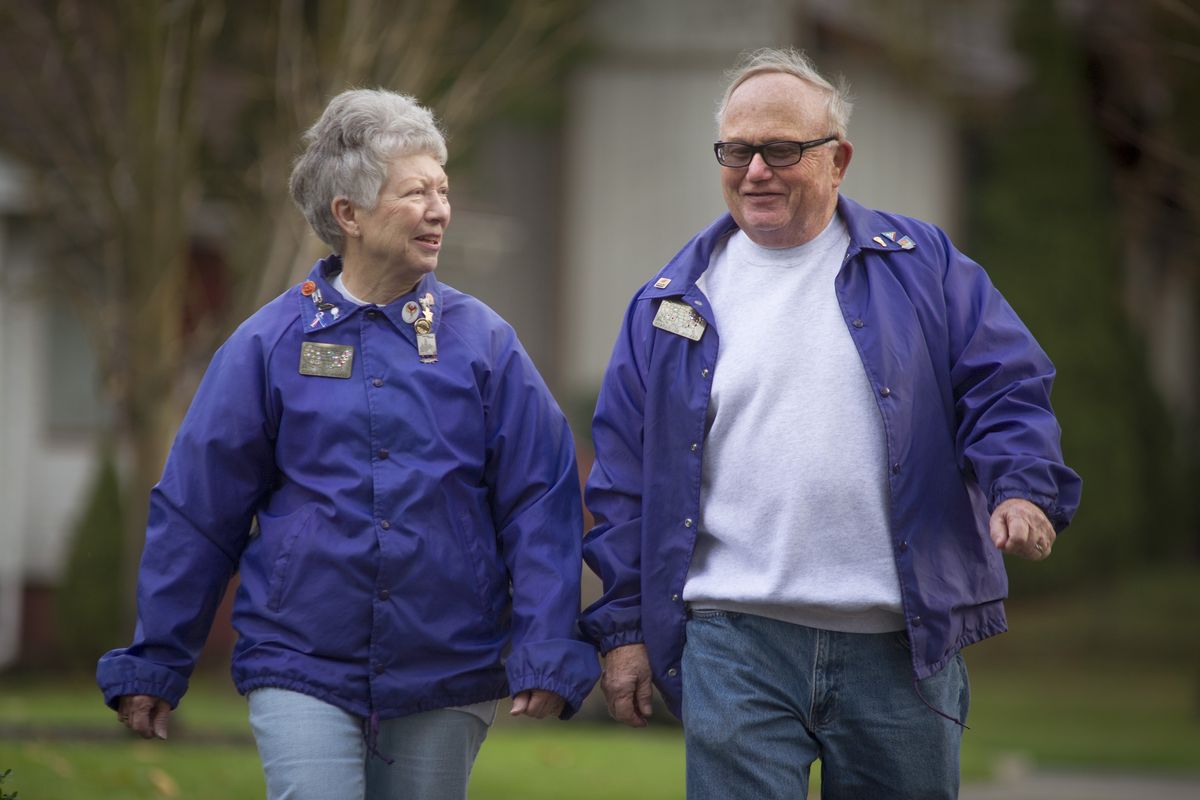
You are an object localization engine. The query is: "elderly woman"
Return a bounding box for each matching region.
[97,89,599,799]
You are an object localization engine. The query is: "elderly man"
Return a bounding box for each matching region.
[580,48,1081,799]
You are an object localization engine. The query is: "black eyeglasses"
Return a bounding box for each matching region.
[713,136,838,168]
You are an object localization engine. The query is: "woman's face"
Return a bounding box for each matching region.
[352,153,450,283]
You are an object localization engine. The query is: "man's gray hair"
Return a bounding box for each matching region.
[290,88,448,252]
[716,48,854,138]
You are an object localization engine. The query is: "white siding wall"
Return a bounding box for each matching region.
[0,163,95,667]
[0,216,33,666]
[830,55,962,239]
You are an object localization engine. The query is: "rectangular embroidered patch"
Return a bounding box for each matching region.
[652,299,707,341]
[299,342,355,378]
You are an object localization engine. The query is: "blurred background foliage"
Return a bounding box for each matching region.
[968,0,1199,591]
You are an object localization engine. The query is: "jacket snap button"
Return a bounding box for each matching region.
[879,386,892,397]
[667,667,678,677]
[683,518,693,528]
[852,319,864,328]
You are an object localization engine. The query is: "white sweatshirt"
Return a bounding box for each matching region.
[684,216,904,633]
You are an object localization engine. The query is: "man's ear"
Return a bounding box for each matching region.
[832,139,854,187]
[331,196,359,238]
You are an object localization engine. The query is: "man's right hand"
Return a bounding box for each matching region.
[117,694,171,740]
[601,643,654,727]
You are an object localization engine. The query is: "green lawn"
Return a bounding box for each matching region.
[1,566,1197,798]
[961,562,1200,776]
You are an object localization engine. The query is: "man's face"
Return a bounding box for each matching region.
[718,73,852,248]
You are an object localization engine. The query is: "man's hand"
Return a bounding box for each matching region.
[117,694,171,740]
[510,689,566,719]
[601,643,654,727]
[990,498,1055,561]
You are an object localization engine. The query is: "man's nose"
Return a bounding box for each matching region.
[746,153,773,180]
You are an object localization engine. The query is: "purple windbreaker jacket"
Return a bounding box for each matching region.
[580,196,1081,719]
[98,257,599,720]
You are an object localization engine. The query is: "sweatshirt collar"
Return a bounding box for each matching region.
[638,195,916,302]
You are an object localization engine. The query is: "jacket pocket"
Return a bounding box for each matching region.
[452,508,507,619]
[263,507,316,613]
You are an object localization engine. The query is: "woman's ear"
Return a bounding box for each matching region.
[331,196,359,238]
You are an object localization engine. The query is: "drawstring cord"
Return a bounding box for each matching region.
[912,678,969,729]
[362,711,395,764]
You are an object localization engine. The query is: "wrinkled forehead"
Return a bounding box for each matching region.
[387,152,449,183]
[720,73,831,139]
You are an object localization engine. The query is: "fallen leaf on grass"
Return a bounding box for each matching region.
[148,766,179,797]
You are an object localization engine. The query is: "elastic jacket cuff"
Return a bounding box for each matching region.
[505,639,601,720]
[96,651,189,711]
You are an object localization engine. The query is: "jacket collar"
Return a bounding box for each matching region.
[637,194,916,302]
[638,214,738,301]
[836,194,918,256]
[298,255,444,335]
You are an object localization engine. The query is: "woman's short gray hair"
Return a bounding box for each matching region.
[289,89,448,252]
[716,48,854,138]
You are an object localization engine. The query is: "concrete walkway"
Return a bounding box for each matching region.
[960,771,1200,800]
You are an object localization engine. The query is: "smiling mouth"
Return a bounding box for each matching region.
[415,234,442,246]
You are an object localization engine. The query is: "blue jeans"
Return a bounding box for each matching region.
[682,611,968,800]
[248,688,490,800]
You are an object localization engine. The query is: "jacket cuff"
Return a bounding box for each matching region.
[990,487,1071,532]
[505,639,601,720]
[96,651,189,711]
[579,603,643,652]
[597,629,644,656]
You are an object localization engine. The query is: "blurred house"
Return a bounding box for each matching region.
[0,153,104,667]
[0,0,1045,668]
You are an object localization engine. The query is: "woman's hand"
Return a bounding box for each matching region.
[116,694,172,739]
[509,689,566,719]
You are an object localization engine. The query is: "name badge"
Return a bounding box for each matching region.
[299,342,355,378]
[652,299,707,341]
[417,332,438,363]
